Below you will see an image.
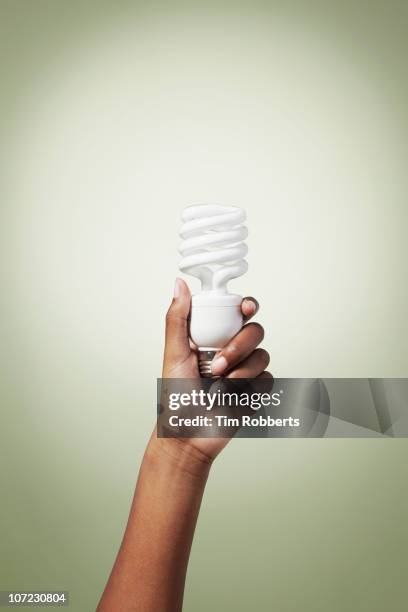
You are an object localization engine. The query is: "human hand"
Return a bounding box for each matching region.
[159,278,271,460]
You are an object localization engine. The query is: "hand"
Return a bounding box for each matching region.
[160,278,271,460]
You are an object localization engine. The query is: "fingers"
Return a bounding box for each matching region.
[164,278,191,364]
[257,371,273,379]
[227,348,270,378]
[211,322,265,376]
[241,297,259,323]
[256,370,274,392]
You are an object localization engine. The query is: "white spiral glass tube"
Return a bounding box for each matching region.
[179,204,248,376]
[179,204,248,292]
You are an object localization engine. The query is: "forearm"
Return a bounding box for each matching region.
[97,434,212,612]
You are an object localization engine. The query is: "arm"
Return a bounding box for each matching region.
[98,279,269,611]
[97,434,211,612]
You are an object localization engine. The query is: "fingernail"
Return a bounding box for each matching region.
[244,298,258,312]
[174,278,181,298]
[211,355,228,376]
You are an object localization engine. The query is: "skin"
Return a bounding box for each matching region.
[97,278,271,611]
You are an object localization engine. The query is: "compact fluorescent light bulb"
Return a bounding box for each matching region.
[179,204,248,376]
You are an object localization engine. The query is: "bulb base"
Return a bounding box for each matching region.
[198,350,218,378]
[190,293,243,350]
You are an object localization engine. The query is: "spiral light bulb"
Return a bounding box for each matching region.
[179,204,248,376]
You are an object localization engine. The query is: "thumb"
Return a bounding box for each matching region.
[164,278,192,365]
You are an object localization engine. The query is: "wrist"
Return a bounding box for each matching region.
[145,434,213,481]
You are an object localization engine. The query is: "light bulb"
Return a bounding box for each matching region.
[179,204,248,376]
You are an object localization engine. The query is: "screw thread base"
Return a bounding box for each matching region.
[198,350,218,378]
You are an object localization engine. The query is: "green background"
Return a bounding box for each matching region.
[1,1,407,610]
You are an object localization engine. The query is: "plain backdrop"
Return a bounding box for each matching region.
[1,2,408,611]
